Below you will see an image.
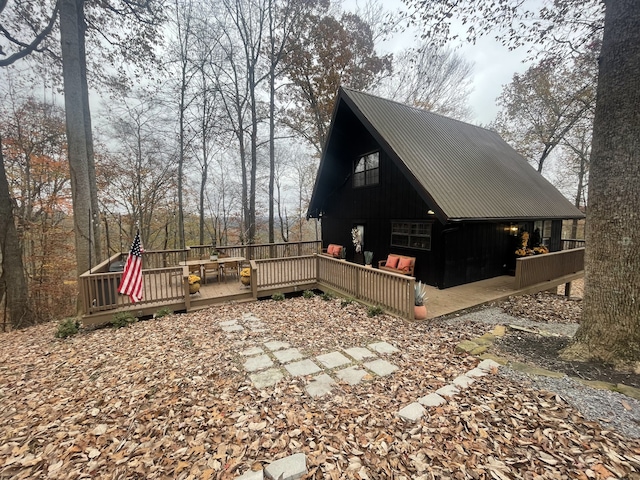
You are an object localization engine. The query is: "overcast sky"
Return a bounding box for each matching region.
[343,0,534,126]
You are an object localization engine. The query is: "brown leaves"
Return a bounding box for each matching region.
[1,297,640,479]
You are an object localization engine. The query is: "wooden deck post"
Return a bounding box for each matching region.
[183,275,191,310]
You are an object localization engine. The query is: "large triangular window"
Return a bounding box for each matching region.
[353,151,379,187]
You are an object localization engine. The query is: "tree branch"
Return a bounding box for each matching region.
[0,0,60,67]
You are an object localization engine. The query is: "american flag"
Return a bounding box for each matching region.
[118,231,144,303]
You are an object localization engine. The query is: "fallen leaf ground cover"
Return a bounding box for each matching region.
[2,291,640,479]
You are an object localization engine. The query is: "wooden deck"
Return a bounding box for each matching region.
[79,242,584,327]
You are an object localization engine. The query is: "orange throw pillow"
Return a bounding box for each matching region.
[386,255,399,268]
[398,257,412,273]
[327,244,336,255]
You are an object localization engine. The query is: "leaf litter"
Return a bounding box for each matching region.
[1,290,640,479]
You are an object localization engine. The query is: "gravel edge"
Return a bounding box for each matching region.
[448,306,640,439]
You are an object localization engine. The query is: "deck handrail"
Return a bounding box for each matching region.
[79,241,322,315]
[79,266,184,315]
[561,238,586,250]
[248,255,414,319]
[515,248,584,289]
[315,256,414,319]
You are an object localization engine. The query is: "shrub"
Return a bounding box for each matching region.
[340,298,354,308]
[271,292,285,301]
[55,318,80,338]
[154,307,173,319]
[302,290,315,299]
[367,306,384,317]
[321,292,335,301]
[111,312,137,329]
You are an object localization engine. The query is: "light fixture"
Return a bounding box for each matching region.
[427,210,435,215]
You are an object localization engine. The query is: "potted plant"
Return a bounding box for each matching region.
[414,281,428,320]
[210,248,219,260]
[240,267,251,286]
[188,274,201,294]
[364,251,373,267]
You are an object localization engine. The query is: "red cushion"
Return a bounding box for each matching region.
[327,244,336,255]
[334,246,342,257]
[386,255,399,268]
[398,257,412,272]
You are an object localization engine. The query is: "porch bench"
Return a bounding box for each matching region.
[379,254,415,276]
[321,244,344,258]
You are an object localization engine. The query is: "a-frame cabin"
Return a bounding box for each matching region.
[307,87,584,288]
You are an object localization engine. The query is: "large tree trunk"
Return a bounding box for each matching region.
[566,0,640,364]
[0,135,36,329]
[59,0,98,284]
[78,3,101,260]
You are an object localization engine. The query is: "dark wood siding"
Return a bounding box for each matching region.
[318,104,570,289]
[550,219,562,252]
[320,112,441,286]
[440,222,513,288]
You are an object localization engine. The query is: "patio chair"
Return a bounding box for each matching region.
[221,260,240,282]
[203,261,220,284]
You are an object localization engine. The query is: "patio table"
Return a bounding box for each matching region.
[180,257,246,284]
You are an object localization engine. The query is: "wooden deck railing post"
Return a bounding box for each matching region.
[183,274,191,310]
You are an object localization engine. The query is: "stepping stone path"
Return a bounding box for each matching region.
[397,358,502,422]
[217,314,401,399]
[222,314,504,478]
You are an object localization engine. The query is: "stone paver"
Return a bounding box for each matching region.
[453,375,474,388]
[306,373,336,397]
[244,354,274,372]
[435,384,460,397]
[478,358,501,371]
[264,453,307,480]
[316,351,351,369]
[264,341,291,351]
[367,341,399,354]
[466,367,487,377]
[241,347,264,356]
[364,359,398,377]
[285,359,322,377]
[418,393,446,407]
[335,366,369,386]
[273,348,304,364]
[397,402,426,422]
[222,324,245,332]
[237,469,264,480]
[249,368,284,389]
[220,320,239,326]
[343,347,377,361]
[246,322,266,332]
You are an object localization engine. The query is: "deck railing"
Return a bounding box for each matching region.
[515,247,585,289]
[561,238,586,250]
[218,241,322,260]
[143,249,189,268]
[254,255,318,290]
[80,266,184,314]
[316,256,414,319]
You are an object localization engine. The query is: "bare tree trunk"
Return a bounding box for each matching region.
[566,0,640,364]
[59,0,97,286]
[0,134,36,329]
[268,63,276,244]
[78,4,101,260]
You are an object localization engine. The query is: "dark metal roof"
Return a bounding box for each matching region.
[309,87,584,222]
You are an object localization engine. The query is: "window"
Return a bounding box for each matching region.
[391,222,432,250]
[534,220,553,246]
[353,152,379,187]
